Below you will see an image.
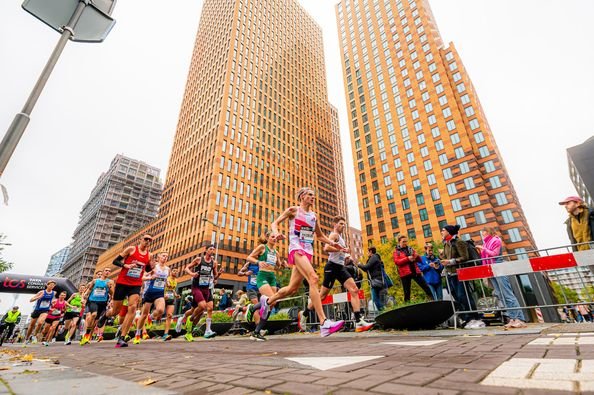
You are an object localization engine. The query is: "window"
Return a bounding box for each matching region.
[402,198,410,210]
[451,199,462,212]
[391,217,399,229]
[464,177,475,190]
[378,221,386,233]
[423,160,432,171]
[404,213,413,225]
[388,202,397,214]
[484,160,496,173]
[465,106,475,117]
[384,175,392,186]
[474,131,485,143]
[408,228,416,240]
[469,119,480,130]
[399,184,407,196]
[461,94,470,104]
[469,193,481,207]
[460,162,470,174]
[447,183,457,195]
[423,224,432,238]
[438,153,448,165]
[451,133,460,145]
[435,140,444,151]
[501,209,514,223]
[431,189,440,201]
[443,168,453,180]
[435,203,445,216]
[489,176,502,188]
[376,207,384,218]
[474,210,486,224]
[386,188,394,200]
[438,95,447,106]
[454,147,465,159]
[366,225,373,236]
[427,174,436,185]
[416,193,425,205]
[446,120,456,131]
[419,208,428,221]
[479,146,490,158]
[364,211,371,222]
[508,228,522,242]
[456,215,466,227]
[495,192,508,206]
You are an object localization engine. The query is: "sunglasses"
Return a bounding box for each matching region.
[143,237,153,242]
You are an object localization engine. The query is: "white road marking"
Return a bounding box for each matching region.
[285,356,384,371]
[381,340,447,346]
[528,336,594,346]
[481,358,594,391]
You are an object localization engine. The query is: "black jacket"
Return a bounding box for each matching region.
[565,208,594,251]
[358,253,384,289]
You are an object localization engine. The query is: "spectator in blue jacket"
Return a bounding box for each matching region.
[418,242,444,300]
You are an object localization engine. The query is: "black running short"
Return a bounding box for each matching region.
[30,310,48,319]
[143,291,164,304]
[113,284,141,301]
[87,301,108,316]
[63,311,81,321]
[322,261,353,289]
[165,298,175,307]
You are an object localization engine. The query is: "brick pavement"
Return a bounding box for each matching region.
[1,327,593,394]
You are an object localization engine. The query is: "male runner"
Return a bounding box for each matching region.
[80,267,114,345]
[98,234,152,348]
[300,216,373,333]
[162,268,180,340]
[25,281,56,343]
[260,187,346,337]
[63,284,85,345]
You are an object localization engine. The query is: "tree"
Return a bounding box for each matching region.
[0,234,13,273]
[550,281,580,304]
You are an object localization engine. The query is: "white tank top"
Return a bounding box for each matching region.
[328,234,346,265]
[289,207,317,255]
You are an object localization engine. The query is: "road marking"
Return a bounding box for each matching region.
[481,358,594,391]
[544,332,594,337]
[381,340,447,346]
[528,336,594,346]
[285,356,384,371]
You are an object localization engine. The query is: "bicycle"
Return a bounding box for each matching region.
[0,323,12,346]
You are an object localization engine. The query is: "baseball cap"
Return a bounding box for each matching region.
[558,196,583,205]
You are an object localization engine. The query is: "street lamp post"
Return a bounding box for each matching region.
[201,217,220,265]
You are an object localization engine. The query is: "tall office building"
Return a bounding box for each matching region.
[335,0,536,254]
[95,0,348,290]
[348,226,364,263]
[45,246,70,277]
[61,155,162,286]
[567,136,594,207]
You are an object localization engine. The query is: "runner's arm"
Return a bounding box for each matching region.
[29,290,43,303]
[185,258,200,277]
[323,232,341,253]
[113,246,135,268]
[245,245,265,264]
[108,280,115,300]
[315,223,345,249]
[271,207,296,239]
[237,261,251,276]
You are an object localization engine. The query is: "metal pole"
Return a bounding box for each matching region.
[0,1,86,178]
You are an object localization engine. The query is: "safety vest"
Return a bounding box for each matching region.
[5,310,20,323]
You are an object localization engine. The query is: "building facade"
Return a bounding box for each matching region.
[95,0,348,291]
[44,246,71,277]
[567,136,594,207]
[548,267,594,301]
[335,0,536,254]
[61,155,162,286]
[348,226,364,263]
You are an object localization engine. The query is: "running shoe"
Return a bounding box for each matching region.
[204,330,216,339]
[79,334,90,346]
[142,332,150,340]
[297,310,307,332]
[320,319,345,338]
[124,334,132,343]
[175,318,183,333]
[31,336,37,344]
[250,332,266,341]
[162,334,172,341]
[355,318,374,333]
[115,338,128,348]
[42,341,49,347]
[133,335,141,345]
[260,329,268,337]
[245,304,254,323]
[184,332,194,342]
[64,340,72,346]
[259,295,270,319]
[97,335,103,342]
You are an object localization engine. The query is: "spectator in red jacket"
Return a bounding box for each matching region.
[393,235,434,302]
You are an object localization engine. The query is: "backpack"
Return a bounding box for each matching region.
[464,239,481,265]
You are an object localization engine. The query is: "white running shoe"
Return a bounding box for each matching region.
[320,319,345,337]
[355,318,374,333]
[297,310,307,332]
[175,318,183,333]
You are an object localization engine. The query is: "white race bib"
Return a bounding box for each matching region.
[165,291,175,300]
[198,275,211,287]
[153,278,165,289]
[249,276,257,286]
[127,266,142,278]
[266,252,277,266]
[39,300,51,309]
[92,288,106,298]
[299,226,314,244]
[51,308,61,316]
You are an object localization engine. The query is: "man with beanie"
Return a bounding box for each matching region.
[559,196,594,251]
[440,224,483,329]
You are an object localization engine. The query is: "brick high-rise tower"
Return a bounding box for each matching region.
[95,0,348,289]
[336,0,536,255]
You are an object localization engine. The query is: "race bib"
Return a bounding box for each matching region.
[153,278,165,289]
[249,276,257,286]
[266,252,277,266]
[51,308,61,316]
[127,265,142,278]
[299,226,314,244]
[92,288,106,298]
[198,275,211,287]
[39,300,51,309]
[70,307,81,313]
[165,291,175,300]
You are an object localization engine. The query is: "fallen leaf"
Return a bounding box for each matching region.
[20,370,39,375]
[21,354,33,362]
[0,366,10,371]
[139,378,157,386]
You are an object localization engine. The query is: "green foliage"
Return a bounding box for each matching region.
[550,281,580,304]
[0,234,13,273]
[268,312,290,321]
[200,311,233,324]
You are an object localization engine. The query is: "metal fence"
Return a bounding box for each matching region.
[447,242,594,329]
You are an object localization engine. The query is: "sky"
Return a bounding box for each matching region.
[1,1,593,314]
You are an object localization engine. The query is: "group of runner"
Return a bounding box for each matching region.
[22,187,373,346]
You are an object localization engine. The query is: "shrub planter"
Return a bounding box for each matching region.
[197,322,234,336]
[375,300,453,330]
[241,319,292,335]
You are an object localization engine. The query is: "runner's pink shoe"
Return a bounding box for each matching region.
[320,319,344,337]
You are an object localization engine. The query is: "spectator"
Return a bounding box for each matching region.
[419,242,444,300]
[344,255,363,290]
[393,235,433,302]
[577,304,591,322]
[476,226,527,329]
[218,289,231,310]
[0,306,21,341]
[559,196,594,251]
[182,296,193,314]
[358,246,385,311]
[440,224,483,328]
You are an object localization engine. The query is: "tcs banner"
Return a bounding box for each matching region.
[0,273,77,296]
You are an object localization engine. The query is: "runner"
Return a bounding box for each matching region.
[25,281,56,343]
[237,256,261,327]
[63,283,86,345]
[98,234,153,348]
[80,267,114,345]
[40,291,70,346]
[243,232,283,341]
[162,267,180,341]
[183,246,218,341]
[135,251,170,344]
[260,187,346,337]
[300,216,374,333]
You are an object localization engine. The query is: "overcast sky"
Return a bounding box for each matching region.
[1,1,593,313]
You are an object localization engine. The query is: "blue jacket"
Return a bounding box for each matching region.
[418,254,443,285]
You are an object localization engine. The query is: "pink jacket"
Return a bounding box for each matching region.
[480,234,502,265]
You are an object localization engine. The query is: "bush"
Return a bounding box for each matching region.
[268,312,290,321]
[198,311,233,325]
